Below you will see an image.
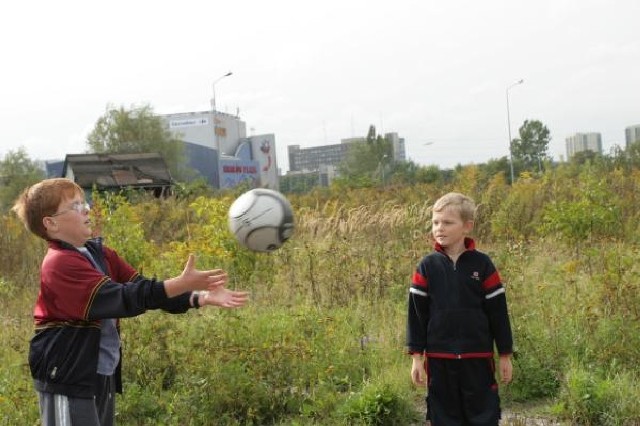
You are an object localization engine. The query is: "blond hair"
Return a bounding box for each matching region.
[12,178,84,240]
[432,192,476,222]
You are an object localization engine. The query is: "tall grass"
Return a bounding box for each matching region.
[2,162,640,424]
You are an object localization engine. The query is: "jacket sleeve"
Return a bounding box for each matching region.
[481,256,513,355]
[87,276,191,319]
[88,245,192,318]
[406,263,430,354]
[130,274,192,314]
[40,248,193,321]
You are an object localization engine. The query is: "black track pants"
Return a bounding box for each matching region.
[426,357,500,426]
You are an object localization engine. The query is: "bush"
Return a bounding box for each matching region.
[117,306,383,424]
[556,364,640,425]
[338,382,419,425]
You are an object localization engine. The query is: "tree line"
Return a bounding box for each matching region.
[1,103,638,210]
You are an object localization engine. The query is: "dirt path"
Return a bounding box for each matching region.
[501,411,564,425]
[409,405,565,425]
[411,415,563,426]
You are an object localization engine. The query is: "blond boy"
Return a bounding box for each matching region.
[407,192,513,425]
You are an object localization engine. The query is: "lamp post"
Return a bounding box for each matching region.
[212,71,232,113]
[379,154,388,186]
[506,79,524,184]
[212,71,232,188]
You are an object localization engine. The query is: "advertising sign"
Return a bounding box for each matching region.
[169,118,209,128]
[219,158,259,189]
[250,134,278,189]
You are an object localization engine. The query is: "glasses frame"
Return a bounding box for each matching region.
[51,202,91,217]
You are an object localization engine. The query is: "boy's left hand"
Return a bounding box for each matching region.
[499,354,513,384]
[200,287,250,308]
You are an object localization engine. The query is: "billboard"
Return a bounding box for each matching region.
[219,158,259,189]
[250,134,278,189]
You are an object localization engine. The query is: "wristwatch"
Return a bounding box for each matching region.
[191,291,200,308]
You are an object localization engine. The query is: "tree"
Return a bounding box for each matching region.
[415,164,443,184]
[479,156,510,183]
[0,147,45,211]
[337,125,393,186]
[86,104,186,179]
[279,173,321,194]
[511,120,551,173]
[570,150,600,165]
[625,140,640,168]
[386,160,421,185]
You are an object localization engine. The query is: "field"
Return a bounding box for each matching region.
[2,160,640,425]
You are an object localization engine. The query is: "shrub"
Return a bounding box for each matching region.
[557,365,640,425]
[117,306,383,424]
[338,382,419,425]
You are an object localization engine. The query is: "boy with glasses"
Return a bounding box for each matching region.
[13,178,249,426]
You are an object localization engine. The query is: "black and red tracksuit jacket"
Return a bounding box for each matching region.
[406,238,513,358]
[30,238,193,398]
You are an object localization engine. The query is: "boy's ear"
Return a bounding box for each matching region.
[43,216,57,231]
[463,220,474,234]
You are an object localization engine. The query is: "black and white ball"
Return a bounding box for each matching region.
[228,188,295,252]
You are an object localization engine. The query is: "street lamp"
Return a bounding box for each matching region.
[212,71,232,188]
[506,79,524,184]
[379,154,388,186]
[212,71,233,113]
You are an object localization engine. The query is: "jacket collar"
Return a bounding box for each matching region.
[48,237,103,251]
[434,237,475,254]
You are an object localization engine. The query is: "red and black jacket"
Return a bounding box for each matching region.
[30,238,193,397]
[406,238,513,358]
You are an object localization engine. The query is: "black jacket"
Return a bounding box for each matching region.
[407,238,513,358]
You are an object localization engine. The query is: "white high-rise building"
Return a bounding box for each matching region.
[625,124,640,148]
[384,132,407,162]
[565,133,602,159]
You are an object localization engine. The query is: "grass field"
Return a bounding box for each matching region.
[2,163,640,424]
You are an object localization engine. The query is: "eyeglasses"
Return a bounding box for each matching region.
[51,202,91,217]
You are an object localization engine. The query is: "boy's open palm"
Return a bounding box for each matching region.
[164,255,229,297]
[180,254,228,290]
[200,287,250,308]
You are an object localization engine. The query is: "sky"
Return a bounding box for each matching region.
[1,0,639,171]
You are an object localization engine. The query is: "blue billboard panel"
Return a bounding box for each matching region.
[184,142,218,187]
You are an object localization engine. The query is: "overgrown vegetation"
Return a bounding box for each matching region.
[2,155,640,424]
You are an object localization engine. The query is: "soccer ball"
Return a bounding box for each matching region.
[228,188,295,252]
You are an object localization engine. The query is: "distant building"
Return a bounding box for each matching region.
[385,132,407,163]
[159,110,278,190]
[565,132,603,159]
[288,141,354,173]
[319,164,337,186]
[625,124,640,148]
[61,153,173,197]
[287,132,406,186]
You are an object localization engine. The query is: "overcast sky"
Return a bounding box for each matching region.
[1,0,639,171]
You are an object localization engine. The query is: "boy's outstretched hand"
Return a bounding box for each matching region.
[164,254,230,297]
[199,288,250,308]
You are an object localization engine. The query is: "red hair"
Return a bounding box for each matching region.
[12,178,84,240]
